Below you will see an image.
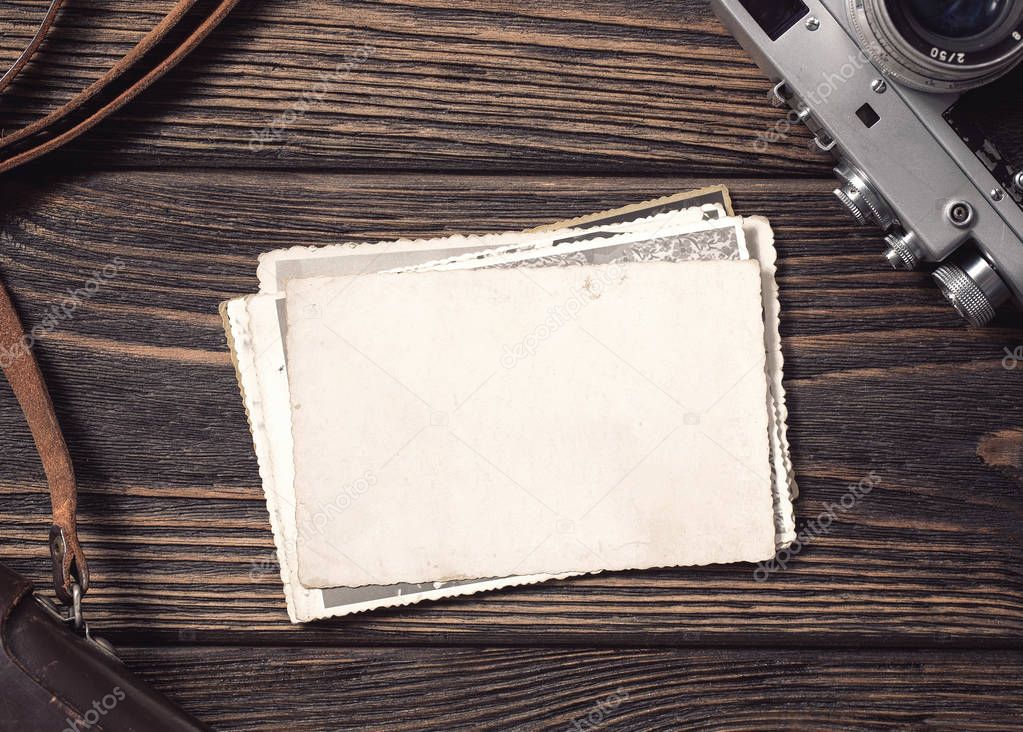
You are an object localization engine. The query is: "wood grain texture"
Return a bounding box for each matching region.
[118,646,1023,730]
[0,0,841,174]
[1,170,1021,647]
[3,2,1023,725]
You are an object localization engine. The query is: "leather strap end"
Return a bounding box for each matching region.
[49,524,89,603]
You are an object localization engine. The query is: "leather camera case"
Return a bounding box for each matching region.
[0,563,209,731]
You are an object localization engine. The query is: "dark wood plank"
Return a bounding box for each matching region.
[0,0,839,174]
[119,645,1023,730]
[1,170,1021,645]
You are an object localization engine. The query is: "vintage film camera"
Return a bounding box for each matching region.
[711,0,1023,325]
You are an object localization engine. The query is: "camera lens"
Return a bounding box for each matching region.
[905,0,1008,40]
[848,0,1023,91]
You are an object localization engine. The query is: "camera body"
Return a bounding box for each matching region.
[711,0,1023,325]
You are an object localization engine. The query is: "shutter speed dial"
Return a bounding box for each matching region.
[833,161,897,230]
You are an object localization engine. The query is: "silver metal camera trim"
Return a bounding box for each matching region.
[711,0,1023,325]
[848,0,1023,92]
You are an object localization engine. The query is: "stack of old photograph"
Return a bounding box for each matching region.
[221,186,797,622]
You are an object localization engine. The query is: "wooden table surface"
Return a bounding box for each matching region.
[2,1,1023,729]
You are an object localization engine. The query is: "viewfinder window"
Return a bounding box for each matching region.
[738,0,810,41]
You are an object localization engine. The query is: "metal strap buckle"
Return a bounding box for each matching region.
[34,581,120,662]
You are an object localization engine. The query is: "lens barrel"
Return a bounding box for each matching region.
[848,0,1023,91]
[906,0,1009,40]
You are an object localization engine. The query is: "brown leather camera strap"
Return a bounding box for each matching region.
[0,0,65,97]
[0,0,239,174]
[0,281,85,604]
[0,0,238,603]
